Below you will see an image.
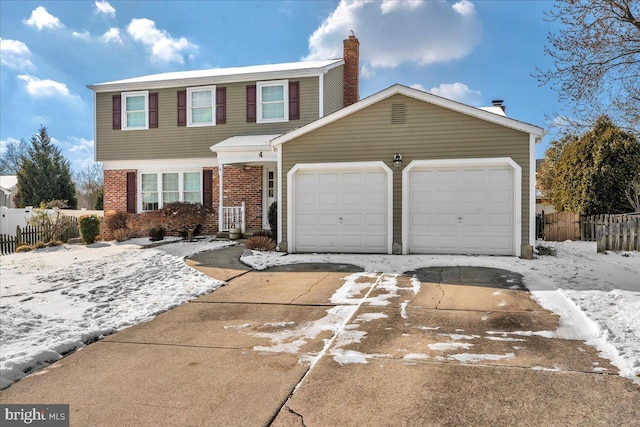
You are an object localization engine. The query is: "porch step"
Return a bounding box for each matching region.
[215,229,261,240]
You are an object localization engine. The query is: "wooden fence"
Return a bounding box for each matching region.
[0,217,80,255]
[538,211,640,252]
[541,212,581,242]
[581,214,639,252]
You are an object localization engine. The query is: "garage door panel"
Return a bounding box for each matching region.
[294,167,389,253]
[408,164,514,255]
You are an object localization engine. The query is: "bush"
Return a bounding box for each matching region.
[27,200,71,243]
[112,228,131,242]
[268,202,277,241]
[34,241,46,249]
[104,210,129,232]
[159,202,209,242]
[179,224,201,240]
[79,215,101,244]
[16,245,32,253]
[48,240,63,247]
[536,245,557,256]
[252,229,273,238]
[148,226,166,242]
[246,235,276,251]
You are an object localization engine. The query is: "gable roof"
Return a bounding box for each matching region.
[271,84,545,147]
[88,59,344,93]
[0,175,18,191]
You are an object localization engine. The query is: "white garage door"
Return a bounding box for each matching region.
[407,165,515,255]
[293,167,389,253]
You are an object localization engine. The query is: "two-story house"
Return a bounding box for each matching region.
[91,34,544,258]
[89,35,360,239]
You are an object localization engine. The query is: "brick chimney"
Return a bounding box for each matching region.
[343,33,359,107]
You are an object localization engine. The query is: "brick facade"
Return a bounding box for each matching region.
[103,165,265,240]
[343,34,360,107]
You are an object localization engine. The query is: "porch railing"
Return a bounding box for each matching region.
[221,202,245,233]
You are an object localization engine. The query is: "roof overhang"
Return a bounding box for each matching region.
[271,84,545,147]
[211,134,281,165]
[87,60,344,93]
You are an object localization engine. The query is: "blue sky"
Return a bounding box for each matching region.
[0,0,561,172]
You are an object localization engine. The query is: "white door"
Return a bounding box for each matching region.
[407,165,514,255]
[263,166,277,229]
[293,167,389,253]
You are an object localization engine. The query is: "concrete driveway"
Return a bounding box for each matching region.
[1,246,638,426]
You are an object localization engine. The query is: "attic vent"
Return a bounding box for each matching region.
[391,103,406,124]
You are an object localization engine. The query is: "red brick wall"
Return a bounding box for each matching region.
[103,166,265,239]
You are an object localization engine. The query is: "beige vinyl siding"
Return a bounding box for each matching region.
[96,77,319,161]
[323,65,343,116]
[281,94,532,248]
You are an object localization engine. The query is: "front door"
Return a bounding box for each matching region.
[263,166,277,229]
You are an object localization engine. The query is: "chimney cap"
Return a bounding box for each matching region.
[349,30,356,38]
[491,99,504,106]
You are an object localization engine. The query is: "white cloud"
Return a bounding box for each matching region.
[360,64,376,79]
[305,0,481,68]
[127,18,197,64]
[410,83,426,91]
[429,82,482,105]
[101,28,123,44]
[94,1,116,18]
[24,6,64,31]
[0,38,34,69]
[67,137,94,153]
[17,74,75,98]
[72,31,91,41]
[0,137,21,154]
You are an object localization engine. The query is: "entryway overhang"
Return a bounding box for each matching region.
[210,134,281,165]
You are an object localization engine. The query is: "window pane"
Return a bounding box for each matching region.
[191,91,212,108]
[184,191,200,203]
[162,173,179,191]
[262,102,284,120]
[184,172,200,191]
[163,191,179,203]
[127,111,145,127]
[141,174,158,191]
[262,85,284,102]
[126,95,145,111]
[192,108,213,124]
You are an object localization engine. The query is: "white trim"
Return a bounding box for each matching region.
[287,161,393,254]
[93,92,97,162]
[186,85,216,127]
[257,80,289,124]
[276,146,283,247]
[272,84,545,147]
[262,166,277,229]
[218,166,224,231]
[138,170,203,212]
[529,134,538,249]
[88,59,344,93]
[319,74,324,118]
[102,158,217,171]
[402,158,522,257]
[121,90,149,131]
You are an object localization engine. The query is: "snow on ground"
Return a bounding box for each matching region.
[241,241,640,383]
[0,238,234,389]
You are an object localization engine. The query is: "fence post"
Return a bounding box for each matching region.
[16,225,22,246]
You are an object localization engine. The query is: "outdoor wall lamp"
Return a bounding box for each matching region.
[393,153,403,168]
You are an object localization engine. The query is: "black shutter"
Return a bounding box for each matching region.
[216,87,226,124]
[177,90,186,126]
[202,169,213,209]
[126,172,136,213]
[112,95,121,130]
[149,93,158,128]
[289,81,299,120]
[246,85,256,123]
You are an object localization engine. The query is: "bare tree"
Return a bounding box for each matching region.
[536,0,640,133]
[626,176,640,212]
[75,163,103,209]
[0,138,29,175]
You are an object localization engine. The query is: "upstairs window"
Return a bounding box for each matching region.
[187,86,216,127]
[257,80,288,123]
[122,91,149,130]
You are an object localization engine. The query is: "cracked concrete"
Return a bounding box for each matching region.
[2,248,638,426]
